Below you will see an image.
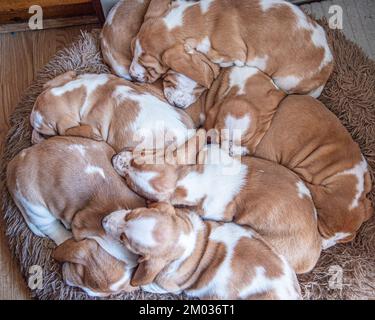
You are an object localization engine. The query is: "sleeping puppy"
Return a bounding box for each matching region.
[100,0,210,110]
[253,95,374,248]
[130,0,333,108]
[190,65,373,247]
[6,136,146,296]
[198,63,373,248]
[112,131,322,274]
[102,203,302,300]
[100,0,152,80]
[30,71,195,151]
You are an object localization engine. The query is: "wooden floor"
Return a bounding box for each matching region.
[301,0,375,59]
[0,23,98,300]
[0,0,375,300]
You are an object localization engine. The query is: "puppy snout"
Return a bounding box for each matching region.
[102,210,130,238]
[129,62,146,83]
[112,151,133,176]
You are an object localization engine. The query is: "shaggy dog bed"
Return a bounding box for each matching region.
[1,20,375,300]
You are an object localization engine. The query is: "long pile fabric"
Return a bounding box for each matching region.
[1,21,374,299]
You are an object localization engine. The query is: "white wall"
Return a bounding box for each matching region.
[101,0,120,17]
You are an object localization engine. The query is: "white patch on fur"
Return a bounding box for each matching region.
[50,73,110,118]
[229,66,260,95]
[309,85,324,98]
[200,0,214,14]
[224,114,251,156]
[68,144,86,156]
[14,189,71,245]
[336,157,368,210]
[132,170,160,196]
[164,73,199,109]
[322,232,352,250]
[113,85,193,148]
[196,36,211,54]
[102,209,130,238]
[109,268,132,292]
[186,223,254,299]
[163,0,197,30]
[296,181,311,199]
[176,145,248,220]
[125,217,158,247]
[91,234,138,268]
[31,111,44,130]
[247,56,269,71]
[130,39,147,82]
[199,113,206,126]
[224,114,251,135]
[239,257,300,300]
[273,75,301,93]
[85,165,106,179]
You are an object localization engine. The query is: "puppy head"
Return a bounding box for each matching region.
[112,149,180,202]
[162,43,220,91]
[129,0,172,83]
[52,238,136,297]
[30,71,80,136]
[112,130,207,201]
[163,70,207,109]
[102,202,184,286]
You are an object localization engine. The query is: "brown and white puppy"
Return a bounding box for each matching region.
[6,136,146,296]
[103,203,302,300]
[253,95,373,248]
[100,0,152,80]
[189,64,373,247]
[30,71,195,152]
[100,0,213,109]
[130,0,333,108]
[112,133,322,274]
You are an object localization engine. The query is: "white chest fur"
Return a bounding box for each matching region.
[176,145,247,220]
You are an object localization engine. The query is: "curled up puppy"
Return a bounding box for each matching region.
[30,71,195,151]
[112,130,322,273]
[7,136,146,296]
[103,202,302,300]
[130,0,333,108]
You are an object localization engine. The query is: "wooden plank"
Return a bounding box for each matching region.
[0,16,99,34]
[342,0,372,56]
[353,0,375,58]
[0,0,95,24]
[0,0,92,11]
[0,31,34,300]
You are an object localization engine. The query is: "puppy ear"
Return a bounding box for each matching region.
[130,257,167,286]
[174,128,207,164]
[148,202,175,215]
[43,71,77,90]
[56,116,81,136]
[162,44,219,88]
[52,239,91,265]
[144,0,171,20]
